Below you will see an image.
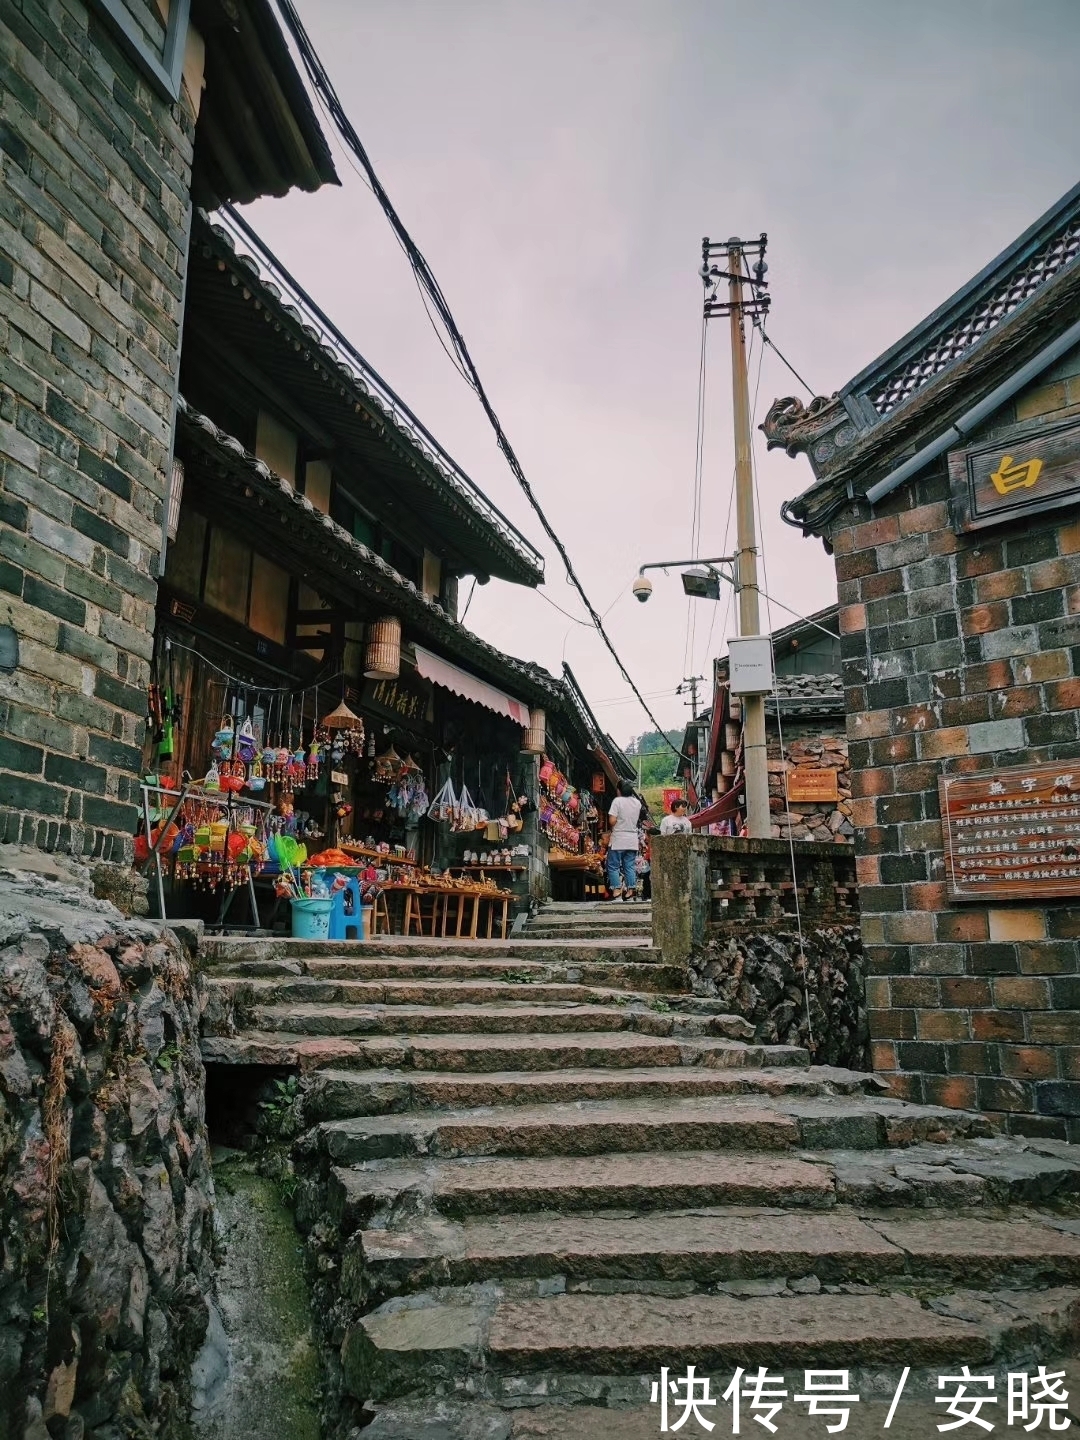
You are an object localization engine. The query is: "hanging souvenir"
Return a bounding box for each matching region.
[306,739,323,783]
[248,755,266,793]
[236,717,257,764]
[203,761,221,793]
[427,777,458,823]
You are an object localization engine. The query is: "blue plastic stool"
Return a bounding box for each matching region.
[322,872,364,941]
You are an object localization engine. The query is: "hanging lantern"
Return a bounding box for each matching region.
[321,700,362,730]
[522,708,546,754]
[364,616,401,679]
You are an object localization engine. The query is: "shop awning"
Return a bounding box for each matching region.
[413,646,531,727]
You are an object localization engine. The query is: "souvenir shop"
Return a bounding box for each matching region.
[137,600,565,936]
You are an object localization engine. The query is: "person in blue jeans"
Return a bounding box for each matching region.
[606,778,643,900]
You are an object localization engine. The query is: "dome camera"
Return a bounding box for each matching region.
[632,574,653,603]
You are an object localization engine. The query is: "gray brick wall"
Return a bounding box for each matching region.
[831,368,1080,1141]
[0,0,194,861]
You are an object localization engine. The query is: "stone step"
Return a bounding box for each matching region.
[202,937,661,965]
[313,1099,804,1166]
[206,975,689,1009]
[343,1288,1074,1403]
[526,925,653,941]
[353,1210,1080,1297]
[310,1092,986,1168]
[245,1001,756,1040]
[311,1088,996,1169]
[304,1063,881,1122]
[207,956,687,991]
[205,1029,809,1074]
[324,1138,1080,1231]
[326,1151,839,1231]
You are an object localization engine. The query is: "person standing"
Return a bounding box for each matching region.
[660,798,693,836]
[606,779,642,900]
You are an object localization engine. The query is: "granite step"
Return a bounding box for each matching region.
[202,1029,808,1074]
[326,1151,839,1230]
[207,956,687,990]
[310,1092,990,1168]
[312,1098,805,1166]
[245,1001,756,1040]
[526,925,653,941]
[353,1210,1080,1297]
[342,1288,1054,1403]
[202,937,661,966]
[303,1062,881,1122]
[205,975,687,1009]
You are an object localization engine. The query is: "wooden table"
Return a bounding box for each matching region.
[379,881,512,940]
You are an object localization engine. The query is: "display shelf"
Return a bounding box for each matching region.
[341,844,416,866]
[447,863,527,873]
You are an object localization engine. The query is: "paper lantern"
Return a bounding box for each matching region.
[522,708,546,753]
[364,615,401,679]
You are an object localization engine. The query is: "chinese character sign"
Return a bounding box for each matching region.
[648,1366,1071,1434]
[939,761,1080,901]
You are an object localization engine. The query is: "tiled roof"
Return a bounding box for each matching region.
[176,398,563,708]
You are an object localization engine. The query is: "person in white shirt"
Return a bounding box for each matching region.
[660,799,692,836]
[606,779,643,900]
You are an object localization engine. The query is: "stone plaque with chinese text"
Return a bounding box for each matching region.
[939,760,1080,901]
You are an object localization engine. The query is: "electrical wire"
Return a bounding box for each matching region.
[459,577,478,622]
[273,0,684,763]
[752,317,816,398]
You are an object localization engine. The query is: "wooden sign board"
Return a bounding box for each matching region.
[949,414,1080,534]
[939,760,1080,901]
[786,767,839,803]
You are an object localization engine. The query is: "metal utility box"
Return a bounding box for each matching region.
[727,635,774,694]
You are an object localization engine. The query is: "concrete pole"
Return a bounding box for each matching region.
[727,242,771,839]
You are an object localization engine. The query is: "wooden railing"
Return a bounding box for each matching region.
[651,834,859,962]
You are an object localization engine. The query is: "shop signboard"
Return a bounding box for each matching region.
[662,787,684,814]
[361,672,433,731]
[786,767,839,803]
[939,759,1080,901]
[948,414,1080,534]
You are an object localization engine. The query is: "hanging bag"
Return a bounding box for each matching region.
[427,776,458,823]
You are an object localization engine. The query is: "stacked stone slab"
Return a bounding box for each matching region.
[200,904,1080,1440]
[0,3,194,860]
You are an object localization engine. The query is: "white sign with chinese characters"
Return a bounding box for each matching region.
[939,760,1080,901]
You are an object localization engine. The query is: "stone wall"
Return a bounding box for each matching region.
[0,866,214,1439]
[0,1,196,862]
[689,925,869,1069]
[767,733,853,843]
[833,347,1080,1141]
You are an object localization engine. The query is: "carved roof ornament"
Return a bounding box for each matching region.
[760,393,844,458]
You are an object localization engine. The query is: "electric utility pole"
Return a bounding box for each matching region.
[677,675,704,719]
[702,235,771,839]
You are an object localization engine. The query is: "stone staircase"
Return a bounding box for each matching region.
[200,904,1080,1439]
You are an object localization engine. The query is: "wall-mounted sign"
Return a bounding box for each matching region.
[939,760,1080,901]
[949,414,1080,533]
[786,767,839,803]
[361,672,433,731]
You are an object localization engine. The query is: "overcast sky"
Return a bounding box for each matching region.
[244,0,1080,746]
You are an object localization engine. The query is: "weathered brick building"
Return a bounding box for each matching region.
[765,182,1080,1139]
[0,0,336,861]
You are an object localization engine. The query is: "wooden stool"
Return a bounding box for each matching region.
[371,891,392,936]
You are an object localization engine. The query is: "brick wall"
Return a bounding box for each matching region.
[0,1,195,860]
[832,347,1080,1140]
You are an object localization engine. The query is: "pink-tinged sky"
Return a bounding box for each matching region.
[243,0,1080,746]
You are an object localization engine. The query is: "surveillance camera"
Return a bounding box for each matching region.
[632,575,653,603]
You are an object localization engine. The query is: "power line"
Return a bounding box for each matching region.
[275,0,684,762]
[753,319,817,398]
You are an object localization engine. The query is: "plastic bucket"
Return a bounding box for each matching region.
[290,896,333,940]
